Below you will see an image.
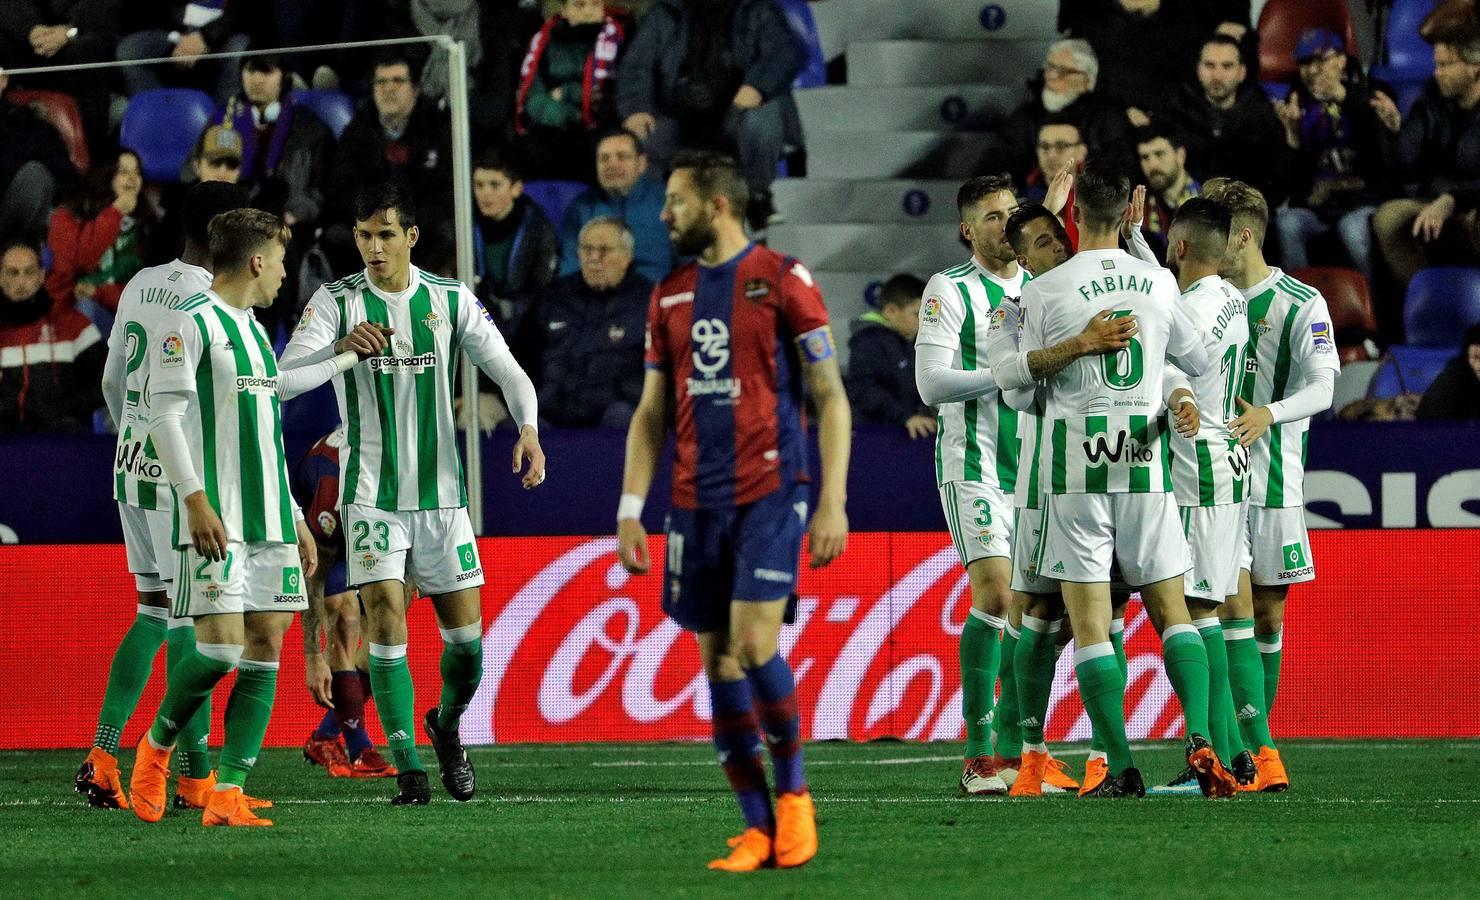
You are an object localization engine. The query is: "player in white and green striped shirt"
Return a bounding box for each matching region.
[282,183,546,806]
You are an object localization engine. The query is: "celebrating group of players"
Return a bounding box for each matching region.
[925,163,1336,799]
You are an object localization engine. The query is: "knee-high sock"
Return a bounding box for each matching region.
[992,622,1022,758]
[314,706,338,739]
[1224,617,1275,749]
[149,642,238,748]
[435,622,483,733]
[1257,628,1283,716]
[960,609,1004,758]
[1088,617,1125,755]
[167,619,212,777]
[1193,617,1241,762]
[709,678,773,831]
[1075,642,1132,773]
[93,605,167,754]
[217,659,278,789]
[1015,615,1058,748]
[368,642,423,773]
[1162,624,1212,740]
[746,654,805,796]
[330,670,373,759]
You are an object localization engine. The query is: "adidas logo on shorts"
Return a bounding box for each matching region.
[1051,561,1066,574]
[1195,579,1211,593]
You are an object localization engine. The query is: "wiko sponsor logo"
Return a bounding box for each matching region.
[1083,431,1154,465]
[114,441,164,480]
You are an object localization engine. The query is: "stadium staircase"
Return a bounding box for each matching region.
[768,0,1058,363]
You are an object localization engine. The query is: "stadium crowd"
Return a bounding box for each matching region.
[2,0,1479,435]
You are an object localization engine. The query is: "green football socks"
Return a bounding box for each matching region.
[149,643,237,748]
[436,623,484,734]
[1225,617,1276,750]
[1075,642,1132,773]
[369,644,424,773]
[217,660,278,789]
[1193,617,1242,763]
[1257,628,1283,715]
[1161,625,1212,740]
[167,621,213,778]
[93,606,167,754]
[1015,615,1059,747]
[992,622,1022,759]
[960,610,1003,759]
[1088,617,1126,755]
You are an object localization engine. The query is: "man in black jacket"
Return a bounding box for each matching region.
[0,0,120,146]
[0,71,78,247]
[845,273,935,439]
[1417,324,1480,420]
[1163,34,1291,209]
[115,0,252,103]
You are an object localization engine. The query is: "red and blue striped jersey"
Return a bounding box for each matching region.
[645,243,833,509]
[291,429,346,549]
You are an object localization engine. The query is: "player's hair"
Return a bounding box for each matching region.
[956,174,1015,221]
[353,182,418,230]
[1045,38,1098,89]
[1200,33,1244,60]
[472,148,524,183]
[183,181,250,251]
[1005,202,1062,256]
[1201,178,1268,245]
[1168,197,1232,260]
[878,273,926,310]
[1133,123,1185,151]
[671,150,749,220]
[208,208,291,273]
[594,126,644,156]
[578,216,635,252]
[1073,160,1130,232]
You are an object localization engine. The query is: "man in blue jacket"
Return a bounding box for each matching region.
[560,128,673,283]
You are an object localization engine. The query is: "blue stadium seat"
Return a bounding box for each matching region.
[1262,82,1293,103]
[120,89,216,183]
[1385,78,1428,117]
[777,0,826,89]
[522,180,589,229]
[293,89,355,140]
[1369,345,1453,398]
[1403,266,1480,347]
[1373,0,1437,84]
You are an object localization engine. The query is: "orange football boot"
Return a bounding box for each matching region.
[1078,756,1108,797]
[1008,750,1048,797]
[349,747,399,778]
[774,791,818,868]
[1042,756,1080,791]
[708,828,775,872]
[304,734,353,777]
[75,747,129,809]
[175,771,273,810]
[201,786,273,827]
[1252,746,1290,792]
[128,733,173,823]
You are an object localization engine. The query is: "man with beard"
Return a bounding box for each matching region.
[1135,125,1201,264]
[617,151,849,870]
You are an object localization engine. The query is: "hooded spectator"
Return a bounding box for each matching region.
[516,0,627,181]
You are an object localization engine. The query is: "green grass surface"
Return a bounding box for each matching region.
[3,740,1478,898]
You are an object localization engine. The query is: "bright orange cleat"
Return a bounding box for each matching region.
[201,786,273,827]
[1079,757,1108,797]
[1186,736,1239,799]
[174,771,272,810]
[707,828,774,872]
[1008,750,1048,797]
[304,734,353,777]
[128,733,173,823]
[349,747,398,778]
[774,791,818,868]
[1042,756,1081,792]
[1252,746,1290,792]
[75,747,129,809]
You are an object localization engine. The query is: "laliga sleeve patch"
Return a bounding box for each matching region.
[797,325,835,363]
[986,306,1009,333]
[295,305,315,332]
[1310,321,1333,353]
[921,295,943,327]
[160,332,185,368]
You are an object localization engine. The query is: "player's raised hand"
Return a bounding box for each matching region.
[1170,389,1200,437]
[808,498,848,569]
[1079,309,1138,354]
[616,518,650,574]
[185,492,228,561]
[513,424,546,489]
[295,519,319,579]
[305,652,333,709]
[1044,161,1075,217]
[1121,185,1147,240]
[336,321,394,358]
[1229,397,1274,447]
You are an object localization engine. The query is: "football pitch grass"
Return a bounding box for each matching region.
[3,740,1478,898]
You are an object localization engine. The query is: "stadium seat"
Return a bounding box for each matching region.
[522,179,588,229]
[1403,266,1480,347]
[777,0,827,89]
[1262,81,1293,103]
[1372,0,1437,84]
[1369,345,1453,398]
[1385,77,1429,117]
[6,89,89,174]
[293,89,355,140]
[120,89,216,183]
[1289,267,1377,362]
[1257,0,1359,83]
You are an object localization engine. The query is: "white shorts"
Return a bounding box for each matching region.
[343,503,484,595]
[1180,502,1248,602]
[118,503,178,594]
[1038,492,1188,586]
[1239,505,1314,586]
[1010,507,1059,594]
[173,541,308,617]
[939,481,1011,566]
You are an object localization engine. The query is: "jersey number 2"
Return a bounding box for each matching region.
[352,520,389,553]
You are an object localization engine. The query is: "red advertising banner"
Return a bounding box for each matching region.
[2,530,1477,750]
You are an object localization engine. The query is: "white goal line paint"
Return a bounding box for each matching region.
[6,796,1479,808]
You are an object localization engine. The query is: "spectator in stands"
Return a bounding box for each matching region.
[0,241,104,432]
[515,0,628,182]
[528,217,651,428]
[0,70,78,248]
[1066,0,1207,123]
[618,0,801,230]
[45,149,156,318]
[992,39,1136,186]
[115,0,252,104]
[1163,34,1291,209]
[1417,324,1480,420]
[190,123,243,184]
[1135,125,1200,263]
[1023,117,1086,203]
[0,0,120,147]
[323,51,453,271]
[222,55,333,229]
[559,128,673,283]
[1372,33,1480,312]
[845,273,934,439]
[470,150,560,342]
[1273,29,1400,285]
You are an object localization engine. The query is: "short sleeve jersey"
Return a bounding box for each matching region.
[286,266,511,512]
[1020,249,1202,494]
[148,292,298,545]
[1239,267,1341,508]
[109,260,213,510]
[1171,275,1253,508]
[291,428,346,550]
[644,243,831,509]
[915,257,1024,490]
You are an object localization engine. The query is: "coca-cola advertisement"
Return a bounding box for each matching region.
[2,529,1478,749]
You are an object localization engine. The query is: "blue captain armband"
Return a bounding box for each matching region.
[796,325,836,363]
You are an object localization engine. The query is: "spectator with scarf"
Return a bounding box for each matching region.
[470,150,559,350]
[516,0,627,181]
[222,54,334,230]
[45,149,156,321]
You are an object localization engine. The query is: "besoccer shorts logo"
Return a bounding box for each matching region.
[1282,542,1308,570]
[282,567,301,594]
[160,332,184,368]
[922,295,942,325]
[457,541,477,572]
